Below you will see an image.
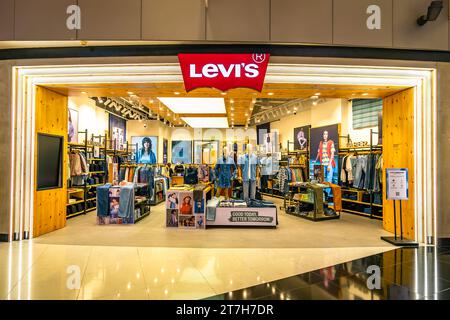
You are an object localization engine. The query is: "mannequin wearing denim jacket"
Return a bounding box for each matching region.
[214,149,236,199]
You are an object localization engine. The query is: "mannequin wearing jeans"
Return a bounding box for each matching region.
[214,147,236,199]
[238,144,259,201]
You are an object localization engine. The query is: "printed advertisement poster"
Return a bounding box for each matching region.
[310,124,339,184]
[109,114,126,150]
[293,125,311,151]
[179,192,193,215]
[172,140,192,164]
[132,136,158,164]
[166,209,179,227]
[68,108,78,143]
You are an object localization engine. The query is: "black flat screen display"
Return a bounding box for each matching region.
[37,133,63,190]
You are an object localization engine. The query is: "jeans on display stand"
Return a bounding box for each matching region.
[243,180,256,201]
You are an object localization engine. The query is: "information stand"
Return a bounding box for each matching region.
[380,168,418,247]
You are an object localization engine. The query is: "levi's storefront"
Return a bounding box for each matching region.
[3,52,436,251]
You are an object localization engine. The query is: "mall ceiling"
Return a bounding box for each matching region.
[44,82,410,127]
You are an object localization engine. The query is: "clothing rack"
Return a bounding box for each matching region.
[338,129,383,220]
[67,130,89,218]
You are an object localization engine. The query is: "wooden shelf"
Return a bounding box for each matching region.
[86,197,96,201]
[68,189,84,194]
[342,209,382,220]
[86,207,96,213]
[67,211,84,218]
[67,199,84,206]
[88,171,106,174]
[342,198,383,207]
[87,183,104,188]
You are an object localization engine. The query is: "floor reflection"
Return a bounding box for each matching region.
[208,247,450,300]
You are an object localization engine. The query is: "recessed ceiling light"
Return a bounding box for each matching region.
[174,92,180,95]
[362,93,369,96]
[230,99,234,104]
[157,97,226,114]
[313,101,318,106]
[267,92,274,96]
[181,117,229,128]
[149,99,153,103]
[221,92,226,96]
[127,91,134,95]
[81,91,87,95]
[315,92,321,96]
[245,113,248,116]
[311,95,319,100]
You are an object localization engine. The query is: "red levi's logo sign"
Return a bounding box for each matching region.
[178,53,270,92]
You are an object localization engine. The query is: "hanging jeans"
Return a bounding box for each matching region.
[353,156,367,189]
[243,180,257,201]
[97,183,112,217]
[119,184,134,220]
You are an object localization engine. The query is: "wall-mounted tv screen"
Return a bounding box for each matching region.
[37,133,63,190]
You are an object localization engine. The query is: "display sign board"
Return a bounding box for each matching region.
[178,53,270,92]
[386,168,409,200]
[207,207,277,227]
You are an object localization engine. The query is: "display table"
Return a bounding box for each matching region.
[207,207,277,228]
[165,184,212,229]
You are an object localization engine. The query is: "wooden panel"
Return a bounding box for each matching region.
[43,82,410,126]
[34,86,68,237]
[382,88,415,240]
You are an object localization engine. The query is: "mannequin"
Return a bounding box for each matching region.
[238,144,260,201]
[214,146,236,199]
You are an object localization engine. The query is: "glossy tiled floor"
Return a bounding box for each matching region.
[209,247,450,300]
[0,242,394,300]
[34,197,394,248]
[1,196,397,300]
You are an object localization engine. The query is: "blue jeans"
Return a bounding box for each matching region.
[243,180,257,201]
[119,184,135,220]
[97,183,111,217]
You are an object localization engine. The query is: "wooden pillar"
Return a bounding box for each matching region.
[382,88,415,240]
[33,86,68,237]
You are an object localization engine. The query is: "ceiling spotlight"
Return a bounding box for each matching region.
[313,101,318,106]
[362,93,369,96]
[174,92,180,95]
[311,95,319,100]
[221,92,226,96]
[230,107,234,111]
[293,107,298,111]
[252,98,256,104]
[245,113,248,116]
[287,110,291,114]
[127,91,134,95]
[81,91,87,95]
[267,92,274,96]
[314,92,321,96]
[417,1,443,26]
[149,98,154,103]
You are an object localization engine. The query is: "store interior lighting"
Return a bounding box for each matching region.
[181,117,229,128]
[157,97,226,114]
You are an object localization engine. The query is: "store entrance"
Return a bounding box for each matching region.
[8,62,435,246]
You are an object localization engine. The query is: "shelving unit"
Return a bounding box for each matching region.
[339,129,383,220]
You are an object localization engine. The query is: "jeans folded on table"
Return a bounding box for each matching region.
[97,183,111,217]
